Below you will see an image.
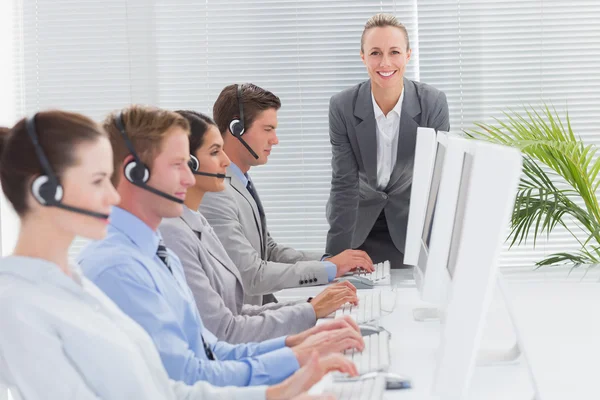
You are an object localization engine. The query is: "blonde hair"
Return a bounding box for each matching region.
[103,105,190,185]
[361,13,410,53]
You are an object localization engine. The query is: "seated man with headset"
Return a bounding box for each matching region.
[200,83,374,306]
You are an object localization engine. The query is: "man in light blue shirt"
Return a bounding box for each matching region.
[79,105,362,387]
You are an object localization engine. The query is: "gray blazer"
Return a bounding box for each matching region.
[159,206,316,344]
[326,78,450,255]
[200,167,330,306]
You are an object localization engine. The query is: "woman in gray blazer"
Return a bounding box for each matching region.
[160,111,359,344]
[326,14,450,268]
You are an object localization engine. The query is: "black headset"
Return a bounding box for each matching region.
[114,112,184,204]
[187,154,226,179]
[228,84,259,160]
[26,114,110,220]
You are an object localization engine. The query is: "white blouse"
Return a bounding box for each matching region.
[0,256,267,400]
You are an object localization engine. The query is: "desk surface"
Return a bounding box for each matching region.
[277,267,537,399]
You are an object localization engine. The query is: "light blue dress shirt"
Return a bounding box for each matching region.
[78,207,299,387]
[228,162,337,282]
[0,256,268,400]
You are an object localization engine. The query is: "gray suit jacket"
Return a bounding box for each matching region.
[159,206,316,344]
[200,169,330,306]
[326,78,450,255]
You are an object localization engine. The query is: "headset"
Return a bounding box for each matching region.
[26,114,110,220]
[115,112,184,204]
[187,154,226,179]
[228,84,259,160]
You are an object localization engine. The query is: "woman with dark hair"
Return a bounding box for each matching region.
[160,110,360,344]
[0,111,338,400]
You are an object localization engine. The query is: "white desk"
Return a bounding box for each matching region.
[277,268,534,399]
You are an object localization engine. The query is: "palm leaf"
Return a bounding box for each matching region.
[467,103,600,266]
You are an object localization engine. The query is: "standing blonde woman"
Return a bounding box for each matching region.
[326,13,450,268]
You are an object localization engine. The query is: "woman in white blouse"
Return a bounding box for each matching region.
[0,112,345,400]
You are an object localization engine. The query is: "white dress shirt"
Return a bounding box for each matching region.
[0,256,267,400]
[372,89,404,189]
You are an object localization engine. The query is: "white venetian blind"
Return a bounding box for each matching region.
[154,0,418,252]
[417,0,600,267]
[12,0,600,266]
[12,0,157,260]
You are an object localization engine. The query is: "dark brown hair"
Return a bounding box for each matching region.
[0,111,107,215]
[175,110,217,155]
[212,83,281,137]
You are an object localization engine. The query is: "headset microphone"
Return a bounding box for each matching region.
[229,84,259,160]
[115,112,184,204]
[26,114,111,220]
[187,155,226,179]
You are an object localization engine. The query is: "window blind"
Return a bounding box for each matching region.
[11,0,600,267]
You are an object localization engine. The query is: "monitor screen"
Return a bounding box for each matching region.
[421,143,447,250]
[446,152,474,279]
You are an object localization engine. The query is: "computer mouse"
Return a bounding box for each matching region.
[381,372,412,390]
[337,276,374,290]
[358,324,384,337]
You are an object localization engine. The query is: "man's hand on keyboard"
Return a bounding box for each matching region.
[326,249,374,277]
[286,315,360,347]
[291,327,365,366]
[310,281,358,318]
[266,352,337,400]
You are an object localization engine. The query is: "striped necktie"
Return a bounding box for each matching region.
[156,239,216,360]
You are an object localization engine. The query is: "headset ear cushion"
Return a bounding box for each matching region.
[229,119,244,137]
[188,155,199,172]
[124,160,150,184]
[31,175,63,205]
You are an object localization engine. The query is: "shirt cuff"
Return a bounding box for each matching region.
[259,336,288,352]
[322,261,337,282]
[257,347,300,384]
[320,254,331,261]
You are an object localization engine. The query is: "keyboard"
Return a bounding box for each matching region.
[335,291,382,323]
[354,260,390,283]
[343,331,390,375]
[314,375,386,400]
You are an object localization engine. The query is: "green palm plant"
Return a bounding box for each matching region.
[466,105,600,266]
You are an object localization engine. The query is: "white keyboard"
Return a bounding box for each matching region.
[335,291,382,323]
[315,375,386,400]
[354,260,390,283]
[343,331,390,375]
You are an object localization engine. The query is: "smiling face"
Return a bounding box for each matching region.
[141,126,195,218]
[192,124,230,192]
[361,26,411,91]
[40,136,120,240]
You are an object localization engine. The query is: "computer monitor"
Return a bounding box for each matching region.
[432,141,522,399]
[413,133,471,306]
[404,127,441,266]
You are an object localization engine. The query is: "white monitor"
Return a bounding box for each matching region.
[417,134,473,306]
[404,127,440,266]
[407,132,448,294]
[432,141,522,400]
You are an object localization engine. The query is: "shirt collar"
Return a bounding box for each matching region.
[371,88,405,120]
[229,162,249,187]
[109,206,161,258]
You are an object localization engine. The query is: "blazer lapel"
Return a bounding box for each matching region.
[180,206,243,282]
[387,78,422,190]
[227,167,265,255]
[353,80,378,186]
